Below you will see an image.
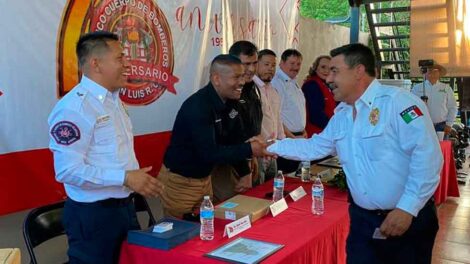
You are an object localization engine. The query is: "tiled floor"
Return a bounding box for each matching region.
[432,176,470,264]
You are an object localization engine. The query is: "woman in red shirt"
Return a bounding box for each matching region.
[302,55,336,137]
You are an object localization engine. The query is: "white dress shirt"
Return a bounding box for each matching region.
[271,68,306,133]
[48,76,139,202]
[253,75,285,140]
[411,80,457,126]
[268,79,442,216]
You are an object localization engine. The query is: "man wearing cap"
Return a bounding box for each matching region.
[411,63,457,134]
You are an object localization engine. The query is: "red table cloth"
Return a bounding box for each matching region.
[119,178,350,264]
[434,140,460,204]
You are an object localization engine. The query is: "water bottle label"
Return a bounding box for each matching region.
[274,179,284,188]
[200,210,214,219]
[312,189,323,197]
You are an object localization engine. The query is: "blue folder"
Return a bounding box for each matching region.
[127,217,200,250]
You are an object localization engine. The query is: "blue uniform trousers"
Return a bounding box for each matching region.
[63,196,140,264]
[346,199,438,264]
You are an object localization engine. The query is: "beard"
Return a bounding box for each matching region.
[261,75,273,82]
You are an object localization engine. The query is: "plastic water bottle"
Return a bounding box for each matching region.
[301,161,311,182]
[273,170,285,202]
[200,196,214,240]
[311,176,324,215]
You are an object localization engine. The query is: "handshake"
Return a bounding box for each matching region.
[246,135,277,158]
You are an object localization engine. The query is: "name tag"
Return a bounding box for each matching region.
[96,115,110,126]
[289,186,307,201]
[270,198,288,217]
[223,215,251,238]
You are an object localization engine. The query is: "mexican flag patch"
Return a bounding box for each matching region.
[400,105,423,124]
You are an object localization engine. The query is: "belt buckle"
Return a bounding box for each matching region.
[376,210,387,216]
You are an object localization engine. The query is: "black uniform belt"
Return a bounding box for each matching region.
[351,202,393,216]
[350,197,434,216]
[68,194,133,207]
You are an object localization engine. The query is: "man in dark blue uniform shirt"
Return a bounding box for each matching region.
[159,54,269,217]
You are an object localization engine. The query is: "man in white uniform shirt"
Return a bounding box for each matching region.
[411,63,457,134]
[48,31,163,264]
[253,49,285,183]
[268,43,442,264]
[271,49,306,173]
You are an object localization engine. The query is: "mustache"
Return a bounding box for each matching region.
[327,83,337,90]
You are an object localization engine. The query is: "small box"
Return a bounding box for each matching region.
[215,195,271,223]
[127,218,199,250]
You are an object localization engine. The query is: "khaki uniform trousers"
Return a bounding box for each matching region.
[211,164,240,204]
[158,165,212,218]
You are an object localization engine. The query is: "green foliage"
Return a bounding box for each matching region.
[300,0,350,22]
[300,0,410,34]
[327,169,348,191]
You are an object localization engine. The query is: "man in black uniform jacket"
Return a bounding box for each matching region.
[159,55,269,217]
[229,41,263,138]
[210,41,264,195]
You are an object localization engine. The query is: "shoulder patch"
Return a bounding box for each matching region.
[51,121,81,145]
[400,105,423,124]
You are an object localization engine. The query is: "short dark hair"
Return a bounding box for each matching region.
[330,43,376,77]
[76,31,119,68]
[281,49,302,62]
[228,41,258,57]
[210,54,242,74]
[258,49,276,60]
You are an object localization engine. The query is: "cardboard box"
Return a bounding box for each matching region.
[215,195,271,223]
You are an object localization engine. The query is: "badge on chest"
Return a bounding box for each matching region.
[229,109,239,119]
[369,108,380,126]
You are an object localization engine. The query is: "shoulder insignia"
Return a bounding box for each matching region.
[400,105,423,124]
[51,121,81,145]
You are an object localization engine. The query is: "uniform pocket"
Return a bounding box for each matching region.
[361,127,387,161]
[94,123,115,144]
